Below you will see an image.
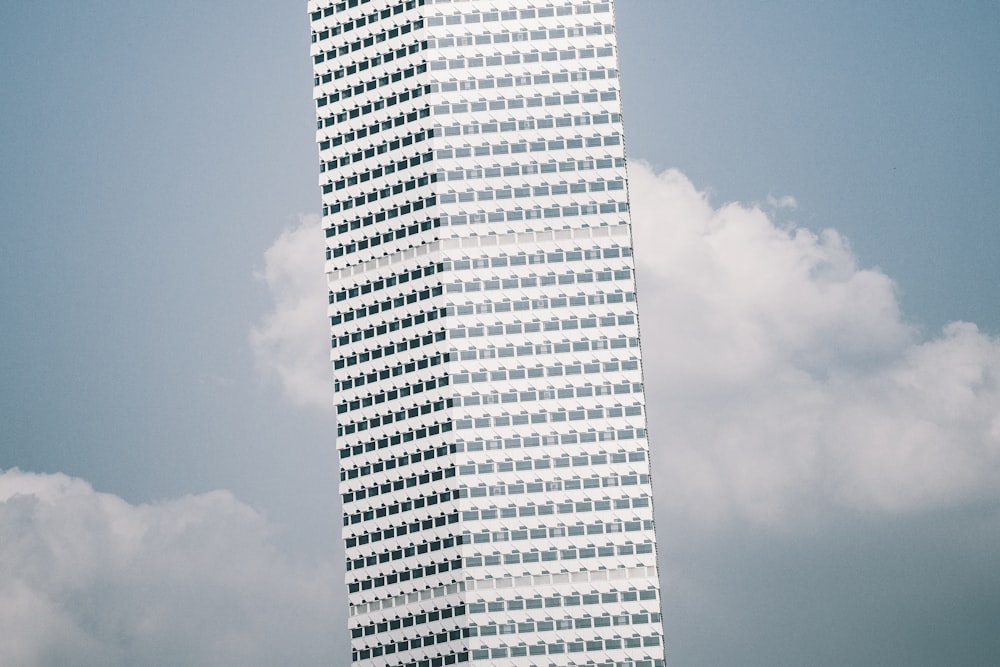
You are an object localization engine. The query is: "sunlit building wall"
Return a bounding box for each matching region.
[309,1,666,665]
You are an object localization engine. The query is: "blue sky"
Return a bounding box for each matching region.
[2,2,998,666]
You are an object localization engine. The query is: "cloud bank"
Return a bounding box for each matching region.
[250,165,1000,525]
[250,214,333,409]
[627,163,1000,522]
[0,469,343,667]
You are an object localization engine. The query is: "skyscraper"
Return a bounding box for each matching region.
[309,1,666,665]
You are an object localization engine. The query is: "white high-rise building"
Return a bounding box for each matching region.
[309,1,666,665]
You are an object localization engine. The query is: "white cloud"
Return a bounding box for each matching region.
[250,214,332,409]
[0,469,343,667]
[245,170,1000,523]
[628,163,1000,522]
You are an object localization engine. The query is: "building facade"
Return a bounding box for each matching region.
[309,1,665,665]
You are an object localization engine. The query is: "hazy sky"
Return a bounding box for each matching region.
[2,2,998,666]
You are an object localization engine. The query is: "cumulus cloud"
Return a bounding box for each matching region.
[250,214,332,409]
[0,469,343,667]
[246,170,1000,523]
[628,163,1000,522]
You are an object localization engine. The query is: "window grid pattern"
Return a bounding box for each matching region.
[310,1,666,665]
